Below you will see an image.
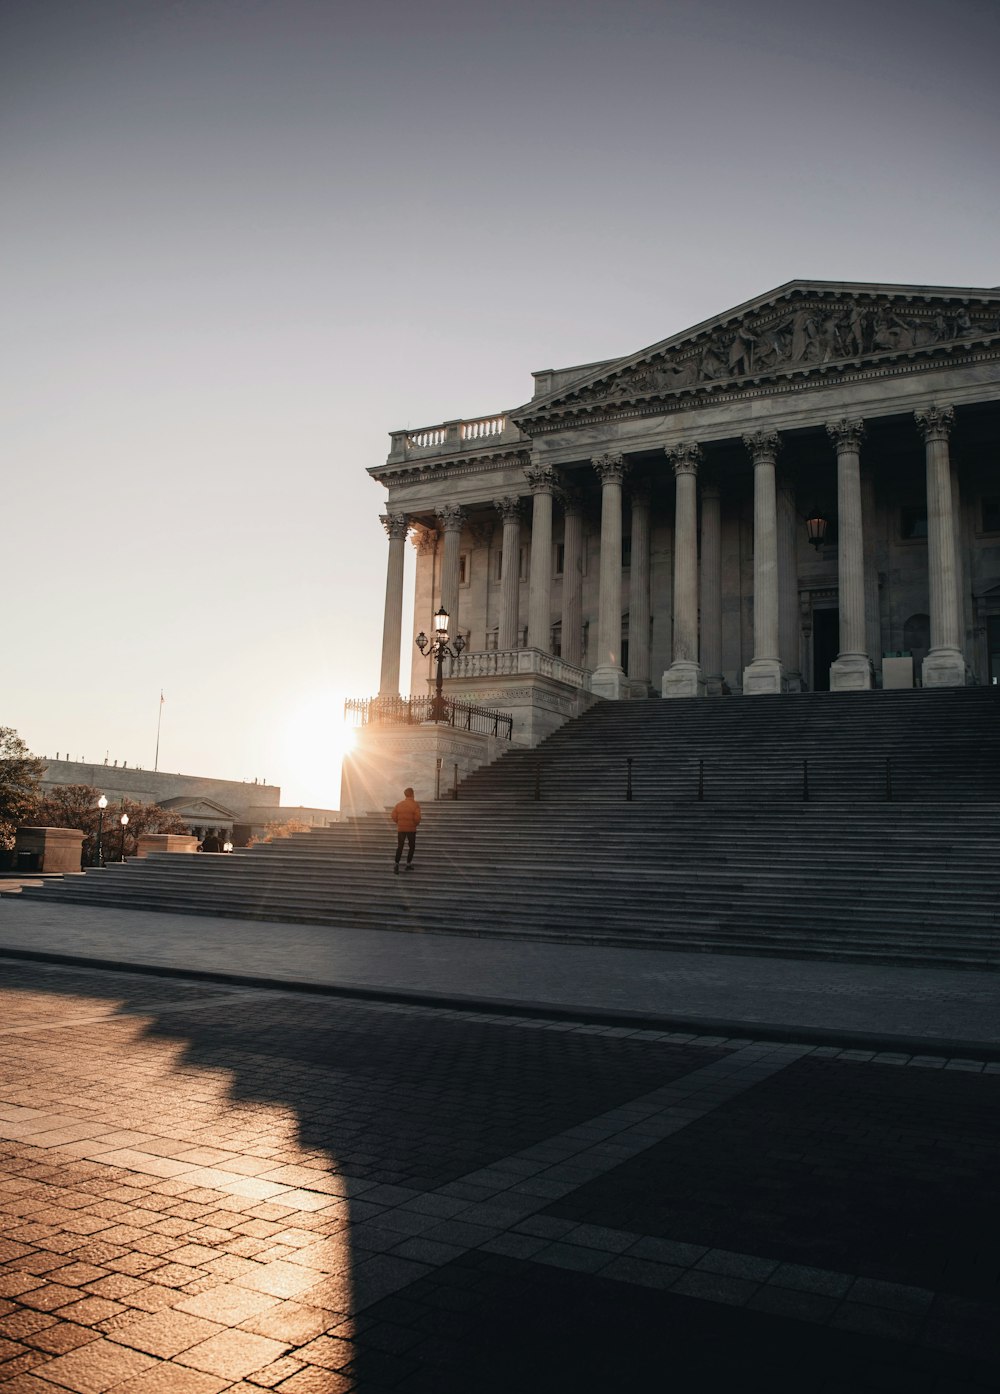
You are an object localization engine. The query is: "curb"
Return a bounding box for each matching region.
[3,945,999,1062]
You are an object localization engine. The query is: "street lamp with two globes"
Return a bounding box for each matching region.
[415,606,465,723]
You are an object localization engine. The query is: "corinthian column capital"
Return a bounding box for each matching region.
[914,404,955,443]
[524,464,559,495]
[591,452,628,485]
[435,503,466,533]
[826,418,866,452]
[743,429,782,465]
[665,441,702,477]
[493,495,522,523]
[380,512,409,541]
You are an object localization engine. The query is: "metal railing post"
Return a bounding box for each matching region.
[453,763,459,801]
[885,756,893,802]
[435,758,442,801]
[698,758,704,802]
[626,757,633,802]
[534,760,542,801]
[802,758,809,802]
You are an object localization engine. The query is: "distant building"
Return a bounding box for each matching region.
[39,760,339,844]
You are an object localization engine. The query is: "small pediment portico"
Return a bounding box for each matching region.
[157,796,237,824]
[512,280,1000,434]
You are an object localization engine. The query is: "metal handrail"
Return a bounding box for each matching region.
[344,695,513,740]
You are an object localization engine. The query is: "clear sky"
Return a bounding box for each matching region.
[4,0,998,807]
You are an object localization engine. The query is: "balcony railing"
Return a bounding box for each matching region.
[447,648,591,690]
[388,412,527,462]
[345,695,514,740]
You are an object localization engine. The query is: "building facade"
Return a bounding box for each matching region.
[39,760,339,842]
[370,281,1000,730]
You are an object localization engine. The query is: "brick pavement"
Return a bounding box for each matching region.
[0,958,997,1391]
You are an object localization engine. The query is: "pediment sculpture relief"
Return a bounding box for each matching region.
[573,297,1000,405]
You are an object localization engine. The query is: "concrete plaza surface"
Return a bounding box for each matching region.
[0,899,999,1054]
[0,956,998,1392]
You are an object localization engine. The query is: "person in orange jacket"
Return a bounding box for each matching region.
[391,787,421,873]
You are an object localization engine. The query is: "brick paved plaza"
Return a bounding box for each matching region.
[0,955,997,1392]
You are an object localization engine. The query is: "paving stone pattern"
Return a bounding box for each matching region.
[0,959,997,1392]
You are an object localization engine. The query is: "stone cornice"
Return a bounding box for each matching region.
[513,345,1000,440]
[371,447,530,487]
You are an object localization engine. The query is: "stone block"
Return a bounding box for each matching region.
[136,834,200,858]
[881,655,914,689]
[14,826,84,873]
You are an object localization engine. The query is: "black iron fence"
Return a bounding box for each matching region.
[345,695,514,740]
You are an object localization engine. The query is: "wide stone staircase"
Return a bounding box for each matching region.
[13,688,1000,968]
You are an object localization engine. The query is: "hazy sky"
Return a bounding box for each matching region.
[4,0,998,807]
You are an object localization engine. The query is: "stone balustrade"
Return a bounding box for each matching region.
[448,647,590,690]
[388,412,528,461]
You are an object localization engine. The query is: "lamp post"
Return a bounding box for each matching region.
[119,812,129,862]
[415,606,466,723]
[94,794,108,867]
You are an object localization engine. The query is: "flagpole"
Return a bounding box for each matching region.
[154,692,164,772]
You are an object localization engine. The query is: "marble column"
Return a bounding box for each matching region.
[950,456,968,668]
[827,418,872,690]
[561,491,584,668]
[494,496,523,651]
[776,472,802,691]
[627,482,652,694]
[915,405,965,686]
[410,525,438,695]
[378,513,409,697]
[663,443,704,698]
[861,470,881,682]
[699,481,724,696]
[591,452,629,699]
[742,430,784,694]
[525,465,557,652]
[435,504,466,632]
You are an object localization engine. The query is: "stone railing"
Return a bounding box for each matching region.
[447,648,591,690]
[387,412,529,463]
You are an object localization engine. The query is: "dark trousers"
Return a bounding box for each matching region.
[395,830,416,865]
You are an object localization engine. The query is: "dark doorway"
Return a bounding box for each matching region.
[989,616,1000,687]
[813,609,839,691]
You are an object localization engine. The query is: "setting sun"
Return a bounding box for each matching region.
[277,690,356,810]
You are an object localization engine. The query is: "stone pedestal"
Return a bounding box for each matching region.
[662,660,705,698]
[15,826,84,873]
[922,649,967,687]
[591,665,630,700]
[742,658,784,694]
[829,653,874,691]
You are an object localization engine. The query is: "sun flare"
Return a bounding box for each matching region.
[278,691,356,809]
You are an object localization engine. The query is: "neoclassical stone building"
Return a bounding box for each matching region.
[358,281,1000,791]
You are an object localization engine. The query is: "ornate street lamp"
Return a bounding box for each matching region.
[415,606,466,723]
[94,794,108,867]
[119,812,129,862]
[805,508,830,549]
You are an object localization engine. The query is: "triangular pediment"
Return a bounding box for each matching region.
[158,796,237,819]
[512,280,1000,431]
